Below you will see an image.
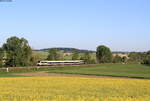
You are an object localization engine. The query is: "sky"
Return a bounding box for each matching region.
[0,0,150,52]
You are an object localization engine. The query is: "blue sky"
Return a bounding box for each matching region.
[0,0,150,51]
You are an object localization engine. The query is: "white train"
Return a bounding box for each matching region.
[37,60,84,66]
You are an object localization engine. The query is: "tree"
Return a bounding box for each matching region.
[81,52,96,64]
[143,51,150,65]
[0,48,4,67]
[112,55,122,63]
[3,36,32,67]
[96,45,112,63]
[83,52,91,64]
[30,51,47,66]
[147,51,150,55]
[112,55,128,64]
[72,50,79,60]
[143,55,150,64]
[127,52,143,64]
[122,56,127,64]
[47,49,61,60]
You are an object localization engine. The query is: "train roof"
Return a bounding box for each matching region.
[40,60,84,62]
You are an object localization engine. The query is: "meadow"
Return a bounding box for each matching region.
[0,64,150,79]
[48,64,150,79]
[0,77,150,101]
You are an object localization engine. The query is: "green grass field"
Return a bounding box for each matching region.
[0,74,29,77]
[48,64,150,79]
[0,64,150,79]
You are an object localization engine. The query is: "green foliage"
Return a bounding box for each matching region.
[112,55,127,63]
[47,49,61,60]
[72,50,79,60]
[30,51,48,65]
[63,55,72,60]
[127,52,143,64]
[112,55,122,63]
[144,55,150,64]
[96,45,112,63]
[3,36,32,67]
[147,51,150,55]
[81,52,96,64]
[143,51,150,64]
[0,48,4,67]
[122,56,127,63]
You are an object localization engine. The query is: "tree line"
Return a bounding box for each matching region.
[0,36,150,67]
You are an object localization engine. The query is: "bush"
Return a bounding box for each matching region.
[112,55,122,63]
[143,52,150,65]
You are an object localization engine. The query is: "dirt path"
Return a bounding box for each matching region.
[14,71,150,80]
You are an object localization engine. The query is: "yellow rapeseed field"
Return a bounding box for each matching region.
[0,77,150,101]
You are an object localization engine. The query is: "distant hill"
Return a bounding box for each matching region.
[34,47,130,54]
[35,47,96,53]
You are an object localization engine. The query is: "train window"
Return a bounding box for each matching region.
[41,62,47,63]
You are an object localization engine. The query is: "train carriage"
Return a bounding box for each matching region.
[37,60,84,66]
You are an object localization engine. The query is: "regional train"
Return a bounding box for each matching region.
[37,60,84,66]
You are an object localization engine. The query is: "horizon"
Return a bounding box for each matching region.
[0,0,150,52]
[34,47,147,53]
